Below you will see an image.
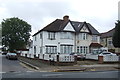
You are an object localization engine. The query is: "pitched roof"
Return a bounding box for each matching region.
[100,28,115,38]
[33,19,100,36]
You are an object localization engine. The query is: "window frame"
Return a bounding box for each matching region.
[48,32,56,40]
[45,46,57,54]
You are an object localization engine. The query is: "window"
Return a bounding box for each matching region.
[45,46,57,54]
[34,46,36,54]
[81,33,87,40]
[40,33,42,39]
[108,40,112,46]
[60,45,73,54]
[80,46,83,53]
[48,32,55,40]
[92,35,98,42]
[77,46,88,54]
[86,47,88,53]
[60,32,73,39]
[77,46,79,53]
[84,46,86,53]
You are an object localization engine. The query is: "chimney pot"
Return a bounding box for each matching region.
[63,15,69,21]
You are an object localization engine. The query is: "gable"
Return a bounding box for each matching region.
[63,22,75,32]
[80,25,90,32]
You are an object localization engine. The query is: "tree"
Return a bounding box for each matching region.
[113,20,120,48]
[2,17,31,51]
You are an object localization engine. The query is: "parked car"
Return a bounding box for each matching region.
[6,53,18,60]
[98,52,116,56]
[2,51,7,55]
[77,54,86,60]
[70,53,86,60]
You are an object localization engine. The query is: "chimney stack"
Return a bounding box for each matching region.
[63,15,69,21]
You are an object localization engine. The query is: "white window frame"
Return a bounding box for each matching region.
[77,46,88,54]
[60,45,73,54]
[40,33,42,39]
[48,32,55,40]
[81,33,87,40]
[45,46,57,54]
[60,32,73,39]
[92,35,98,42]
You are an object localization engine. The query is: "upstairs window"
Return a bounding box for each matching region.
[108,39,112,46]
[40,33,42,39]
[60,32,73,39]
[82,33,87,40]
[92,35,98,42]
[48,32,55,40]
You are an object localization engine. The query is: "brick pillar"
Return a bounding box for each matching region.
[25,54,27,58]
[43,54,44,60]
[74,56,77,64]
[98,55,104,64]
[57,55,59,65]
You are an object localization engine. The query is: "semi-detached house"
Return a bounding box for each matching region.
[30,16,102,58]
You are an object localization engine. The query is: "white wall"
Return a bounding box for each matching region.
[32,31,100,56]
[33,32,43,57]
[76,33,92,46]
[63,22,75,32]
[42,31,75,53]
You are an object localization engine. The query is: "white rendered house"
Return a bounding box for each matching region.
[30,16,102,57]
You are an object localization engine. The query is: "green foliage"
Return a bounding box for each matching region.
[113,20,120,48]
[2,17,31,51]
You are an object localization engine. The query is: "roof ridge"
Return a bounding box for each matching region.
[101,28,115,34]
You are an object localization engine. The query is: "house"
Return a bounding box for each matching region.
[29,15,101,58]
[100,28,120,54]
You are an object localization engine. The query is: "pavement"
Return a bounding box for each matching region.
[19,57,120,72]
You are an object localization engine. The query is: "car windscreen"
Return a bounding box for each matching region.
[7,53,17,55]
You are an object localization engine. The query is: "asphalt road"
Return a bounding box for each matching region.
[2,71,119,78]
[0,54,119,79]
[1,54,29,73]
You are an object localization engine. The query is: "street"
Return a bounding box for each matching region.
[0,54,119,79]
[1,54,30,73]
[2,70,119,78]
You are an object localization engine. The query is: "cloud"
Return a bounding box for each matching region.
[0,0,119,35]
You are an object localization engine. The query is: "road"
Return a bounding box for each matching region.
[0,54,119,79]
[2,71,119,78]
[1,54,30,73]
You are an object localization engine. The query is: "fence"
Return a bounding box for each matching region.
[32,53,75,62]
[59,54,74,62]
[86,54,119,63]
[103,55,119,62]
[86,54,98,60]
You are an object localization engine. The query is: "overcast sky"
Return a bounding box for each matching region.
[0,0,119,35]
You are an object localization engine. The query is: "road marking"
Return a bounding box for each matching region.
[0,72,6,73]
[42,74,63,77]
[19,62,36,71]
[26,71,34,72]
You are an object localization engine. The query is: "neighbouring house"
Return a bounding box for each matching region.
[100,28,120,54]
[16,39,32,56]
[29,15,101,58]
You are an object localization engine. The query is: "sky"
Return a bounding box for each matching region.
[0,0,119,36]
